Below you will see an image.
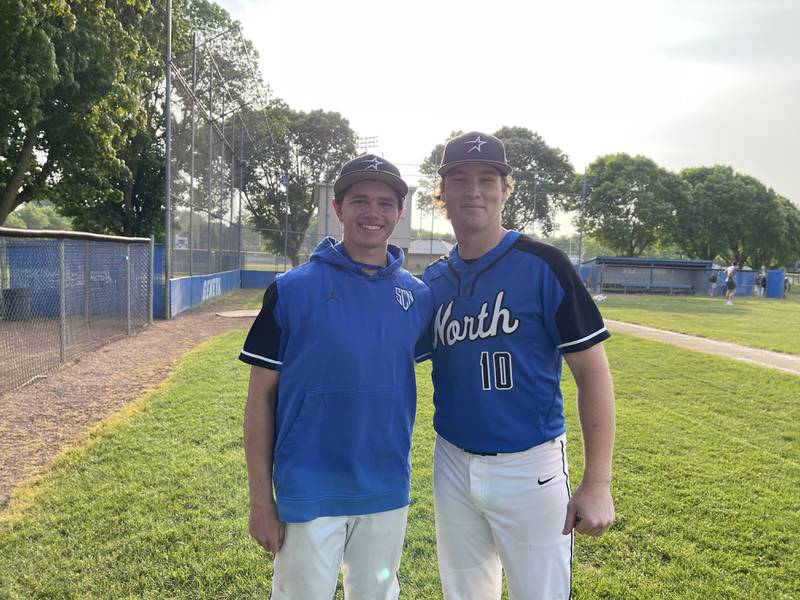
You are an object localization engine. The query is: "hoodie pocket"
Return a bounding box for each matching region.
[275,389,414,500]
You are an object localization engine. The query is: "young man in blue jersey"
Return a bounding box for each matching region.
[240,155,432,600]
[415,132,616,600]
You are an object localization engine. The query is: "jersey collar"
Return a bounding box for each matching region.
[448,230,520,275]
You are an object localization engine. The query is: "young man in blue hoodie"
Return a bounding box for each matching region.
[240,155,431,600]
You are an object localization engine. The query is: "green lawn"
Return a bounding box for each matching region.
[242,264,288,272]
[598,294,800,355]
[243,295,263,310]
[1,332,798,598]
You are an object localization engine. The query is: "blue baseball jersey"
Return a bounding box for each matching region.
[415,230,609,453]
[240,238,432,522]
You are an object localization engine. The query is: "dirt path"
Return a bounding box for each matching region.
[0,289,262,510]
[606,319,800,375]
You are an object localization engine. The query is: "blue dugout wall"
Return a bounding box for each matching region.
[153,243,277,317]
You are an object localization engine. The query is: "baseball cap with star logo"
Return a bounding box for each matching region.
[437,131,512,176]
[333,154,409,198]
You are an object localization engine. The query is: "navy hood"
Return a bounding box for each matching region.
[310,237,405,279]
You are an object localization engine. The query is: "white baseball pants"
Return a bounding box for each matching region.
[270,506,408,600]
[434,434,573,600]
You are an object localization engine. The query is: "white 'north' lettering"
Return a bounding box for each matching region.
[433,290,519,349]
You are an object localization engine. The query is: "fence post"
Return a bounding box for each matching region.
[59,239,66,362]
[126,243,132,335]
[600,263,605,295]
[83,241,91,326]
[149,235,154,324]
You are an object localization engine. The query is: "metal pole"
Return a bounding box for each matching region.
[83,241,91,326]
[59,239,66,362]
[284,161,290,272]
[164,0,173,317]
[429,205,434,265]
[189,31,196,277]
[207,65,213,276]
[532,174,539,238]
[283,196,289,272]
[125,243,132,335]
[577,168,587,265]
[219,92,225,272]
[229,120,235,271]
[239,123,244,269]
[148,235,154,324]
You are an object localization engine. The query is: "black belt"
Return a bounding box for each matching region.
[462,449,498,456]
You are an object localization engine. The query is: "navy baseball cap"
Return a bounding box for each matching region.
[438,131,512,176]
[333,154,409,198]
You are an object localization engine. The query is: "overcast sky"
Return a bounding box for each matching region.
[219,0,799,235]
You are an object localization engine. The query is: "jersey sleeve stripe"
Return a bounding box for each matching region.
[414,351,432,362]
[239,349,282,365]
[557,327,608,349]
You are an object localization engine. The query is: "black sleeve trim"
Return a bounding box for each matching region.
[511,235,608,351]
[238,351,281,370]
[239,281,282,369]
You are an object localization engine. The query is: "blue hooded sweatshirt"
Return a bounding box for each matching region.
[240,238,432,522]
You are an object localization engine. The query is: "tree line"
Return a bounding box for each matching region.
[416,131,799,269]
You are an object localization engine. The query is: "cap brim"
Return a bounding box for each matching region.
[333,171,409,198]
[438,159,512,177]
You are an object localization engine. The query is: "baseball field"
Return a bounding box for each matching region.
[598,294,800,355]
[0,302,798,598]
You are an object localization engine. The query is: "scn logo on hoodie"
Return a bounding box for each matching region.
[395,287,414,311]
[433,290,519,349]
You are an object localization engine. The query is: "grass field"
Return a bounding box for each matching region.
[598,294,800,355]
[1,332,799,598]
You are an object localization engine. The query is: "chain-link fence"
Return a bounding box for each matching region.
[167,32,246,279]
[239,223,453,276]
[0,228,153,395]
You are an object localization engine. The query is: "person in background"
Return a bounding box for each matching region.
[708,271,718,297]
[724,264,737,305]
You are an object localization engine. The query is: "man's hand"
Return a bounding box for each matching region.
[562,480,615,537]
[249,502,285,553]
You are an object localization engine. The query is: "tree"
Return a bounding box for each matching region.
[52,0,258,239]
[732,177,783,269]
[543,233,616,260]
[2,201,72,230]
[0,0,263,240]
[243,105,357,266]
[493,126,574,235]
[674,166,737,261]
[415,130,462,216]
[0,0,150,226]
[568,154,688,257]
[774,196,800,268]
[677,165,797,267]
[416,128,574,235]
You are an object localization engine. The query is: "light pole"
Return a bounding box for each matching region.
[164,0,173,317]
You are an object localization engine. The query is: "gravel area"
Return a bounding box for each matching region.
[0,289,262,510]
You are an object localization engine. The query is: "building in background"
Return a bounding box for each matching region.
[406,239,452,274]
[580,256,719,296]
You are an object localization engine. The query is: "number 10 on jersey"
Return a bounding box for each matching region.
[480,351,513,390]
